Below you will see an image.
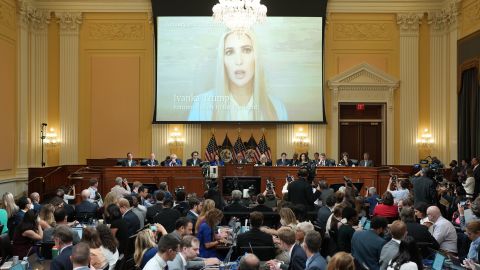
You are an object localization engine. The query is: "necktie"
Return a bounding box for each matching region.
[164,264,169,270]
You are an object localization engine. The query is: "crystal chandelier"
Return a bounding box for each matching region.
[212,0,267,31]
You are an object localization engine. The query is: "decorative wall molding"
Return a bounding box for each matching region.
[428,0,460,31]
[0,0,16,29]
[328,62,399,164]
[397,13,423,32]
[87,23,145,41]
[57,12,82,31]
[333,23,392,41]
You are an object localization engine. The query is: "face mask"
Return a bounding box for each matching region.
[29,204,34,210]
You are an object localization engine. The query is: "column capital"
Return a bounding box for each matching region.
[428,0,460,32]
[29,8,50,32]
[397,13,423,33]
[56,12,82,32]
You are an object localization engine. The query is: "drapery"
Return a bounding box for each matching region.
[458,67,480,160]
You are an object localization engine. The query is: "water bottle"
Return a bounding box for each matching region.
[20,257,29,270]
[52,245,59,258]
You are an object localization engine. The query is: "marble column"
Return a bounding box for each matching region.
[16,0,31,174]
[397,13,422,164]
[184,124,202,162]
[29,8,50,167]
[57,12,82,165]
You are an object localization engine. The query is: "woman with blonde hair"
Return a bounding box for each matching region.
[195,199,215,232]
[134,229,158,268]
[188,30,287,121]
[261,207,298,235]
[38,204,55,229]
[2,192,18,236]
[102,191,119,219]
[327,251,355,270]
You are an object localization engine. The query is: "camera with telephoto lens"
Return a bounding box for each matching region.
[266,179,275,191]
[343,176,353,187]
[286,175,294,183]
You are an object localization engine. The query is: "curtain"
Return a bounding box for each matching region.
[458,67,480,161]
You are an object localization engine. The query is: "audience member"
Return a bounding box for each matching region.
[252,194,273,212]
[302,231,327,270]
[154,199,182,233]
[106,204,129,254]
[131,194,146,229]
[459,196,480,230]
[143,234,181,270]
[266,227,307,270]
[399,207,439,257]
[466,220,480,262]
[387,178,410,204]
[327,251,354,270]
[50,225,74,270]
[296,221,314,245]
[365,187,380,216]
[147,190,165,224]
[171,217,194,240]
[110,177,132,197]
[317,194,335,233]
[412,168,436,205]
[14,196,31,228]
[81,227,108,269]
[43,207,80,244]
[380,220,407,270]
[2,192,18,236]
[262,207,298,235]
[464,168,476,198]
[386,236,423,270]
[186,197,201,233]
[167,235,201,270]
[134,228,159,269]
[173,188,190,216]
[197,208,226,258]
[195,199,215,233]
[373,192,399,220]
[238,253,261,270]
[70,242,91,270]
[87,178,103,207]
[29,192,41,213]
[426,206,458,254]
[12,209,43,258]
[52,189,75,222]
[472,157,480,196]
[75,189,99,222]
[137,185,152,207]
[286,168,314,211]
[337,207,357,253]
[317,180,334,206]
[351,216,388,270]
[237,211,275,249]
[224,190,248,212]
[97,224,120,269]
[118,198,141,236]
[38,203,55,229]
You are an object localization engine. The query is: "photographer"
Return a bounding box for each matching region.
[458,196,480,231]
[412,168,437,205]
[387,176,410,204]
[262,180,278,209]
[286,168,315,212]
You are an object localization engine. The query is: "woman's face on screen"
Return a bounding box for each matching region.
[224,32,255,88]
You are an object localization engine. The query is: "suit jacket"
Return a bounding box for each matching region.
[146,203,163,224]
[287,179,314,209]
[75,200,98,219]
[236,158,248,164]
[305,253,327,270]
[284,244,307,270]
[251,204,273,213]
[412,176,437,205]
[237,227,274,248]
[167,253,187,270]
[153,208,181,233]
[121,159,137,167]
[173,201,190,216]
[186,210,198,234]
[338,159,353,166]
[276,159,291,166]
[123,209,141,236]
[359,159,374,167]
[143,159,159,166]
[379,240,400,270]
[50,245,73,270]
[256,161,272,166]
[351,230,386,270]
[316,159,333,167]
[186,158,202,166]
[224,201,249,212]
[168,159,183,166]
[316,206,332,232]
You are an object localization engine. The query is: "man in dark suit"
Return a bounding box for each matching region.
[29,192,42,213]
[147,191,164,224]
[143,152,159,166]
[351,217,388,270]
[50,225,74,270]
[266,227,307,270]
[276,152,291,166]
[186,198,201,234]
[302,231,327,270]
[224,190,248,212]
[316,153,333,167]
[317,194,335,233]
[257,154,272,166]
[186,151,202,166]
[75,189,99,222]
[119,197,141,236]
[153,199,181,233]
[399,207,439,258]
[359,152,374,167]
[237,212,275,249]
[235,153,248,164]
[121,152,137,167]
[411,168,437,205]
[286,168,314,210]
[173,188,190,216]
[252,194,273,213]
[472,157,480,196]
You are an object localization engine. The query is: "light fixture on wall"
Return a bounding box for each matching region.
[168,127,185,146]
[416,128,434,146]
[44,128,60,146]
[293,127,309,146]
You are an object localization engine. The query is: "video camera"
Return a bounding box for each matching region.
[175,186,185,194]
[266,179,275,191]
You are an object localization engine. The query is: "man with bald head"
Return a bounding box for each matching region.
[427,206,458,254]
[75,189,98,222]
[238,253,260,270]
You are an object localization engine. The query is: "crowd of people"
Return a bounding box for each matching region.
[1,156,480,270]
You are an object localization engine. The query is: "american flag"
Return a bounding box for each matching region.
[233,136,246,161]
[247,135,260,162]
[205,134,218,161]
[256,134,272,160]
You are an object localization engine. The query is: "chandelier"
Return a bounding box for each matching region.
[212,0,267,31]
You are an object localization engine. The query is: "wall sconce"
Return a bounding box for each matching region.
[416,128,434,146]
[168,127,185,146]
[293,127,309,146]
[44,128,60,146]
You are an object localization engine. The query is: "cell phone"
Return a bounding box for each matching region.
[150,225,157,232]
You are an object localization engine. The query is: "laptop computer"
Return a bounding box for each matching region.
[72,226,83,239]
[432,252,446,270]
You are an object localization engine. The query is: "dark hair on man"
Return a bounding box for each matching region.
[54,207,67,222]
[138,185,148,193]
[281,152,287,156]
[176,189,186,202]
[382,191,394,206]
[188,198,200,210]
[249,211,264,228]
[163,199,174,208]
[159,182,168,191]
[175,217,192,230]
[89,178,98,186]
[17,196,30,210]
[71,242,90,266]
[342,207,357,221]
[414,202,429,215]
[155,190,165,202]
[297,168,309,178]
[325,194,336,207]
[256,194,266,205]
[318,180,328,190]
[126,152,132,157]
[449,160,458,167]
[371,216,388,230]
[158,234,180,253]
[191,151,199,157]
[304,231,322,253]
[180,235,199,249]
[56,189,65,199]
[123,194,134,206]
[53,224,74,244]
[107,204,122,220]
[399,207,416,223]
